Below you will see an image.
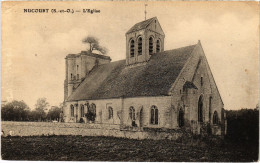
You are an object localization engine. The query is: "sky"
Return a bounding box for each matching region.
[1,1,259,110]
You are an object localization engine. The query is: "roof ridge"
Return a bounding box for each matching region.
[152,44,197,56]
[144,17,156,28]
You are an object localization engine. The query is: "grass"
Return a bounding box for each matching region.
[1,135,258,161]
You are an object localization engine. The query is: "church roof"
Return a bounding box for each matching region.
[126,17,156,34]
[67,44,197,101]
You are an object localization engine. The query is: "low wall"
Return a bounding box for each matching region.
[1,121,182,140]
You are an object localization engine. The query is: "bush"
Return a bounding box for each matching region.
[225,109,259,144]
[85,112,96,122]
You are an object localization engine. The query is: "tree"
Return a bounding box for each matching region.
[34,98,49,121]
[85,103,96,122]
[47,106,62,121]
[1,100,30,121]
[82,36,108,55]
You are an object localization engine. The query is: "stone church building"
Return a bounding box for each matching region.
[63,17,226,136]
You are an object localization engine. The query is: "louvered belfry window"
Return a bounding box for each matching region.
[138,37,142,55]
[130,39,135,57]
[149,37,153,55]
[156,40,160,53]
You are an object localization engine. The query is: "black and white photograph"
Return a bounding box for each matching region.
[1,1,259,162]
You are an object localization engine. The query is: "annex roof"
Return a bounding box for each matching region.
[67,44,197,101]
[66,51,111,61]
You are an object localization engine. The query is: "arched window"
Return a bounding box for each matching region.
[140,107,143,127]
[138,37,142,55]
[91,103,96,115]
[130,39,135,57]
[156,40,161,53]
[209,97,212,122]
[129,106,135,120]
[80,105,84,117]
[178,107,184,127]
[70,105,74,117]
[150,105,158,125]
[149,37,154,55]
[71,73,73,80]
[201,76,203,86]
[108,107,113,119]
[198,95,203,122]
[213,111,219,124]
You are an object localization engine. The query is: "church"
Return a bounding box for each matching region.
[63,17,226,136]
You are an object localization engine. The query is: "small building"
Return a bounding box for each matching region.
[63,17,226,136]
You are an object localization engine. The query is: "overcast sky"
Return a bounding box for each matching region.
[2,1,259,110]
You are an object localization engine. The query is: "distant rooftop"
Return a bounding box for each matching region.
[66,51,111,60]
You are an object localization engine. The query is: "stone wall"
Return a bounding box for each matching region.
[1,121,182,140]
[65,96,173,129]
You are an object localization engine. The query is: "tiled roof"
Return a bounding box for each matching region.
[80,51,111,60]
[126,17,156,34]
[66,51,111,60]
[67,44,197,101]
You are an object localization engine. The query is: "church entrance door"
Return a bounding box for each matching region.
[178,107,184,127]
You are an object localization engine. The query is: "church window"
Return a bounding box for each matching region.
[209,97,212,122]
[149,37,154,55]
[108,107,113,119]
[198,95,203,122]
[130,39,135,57]
[80,105,84,117]
[91,103,96,115]
[129,106,135,120]
[213,111,219,124]
[70,105,74,117]
[156,40,161,52]
[138,37,142,55]
[140,107,143,127]
[201,76,203,86]
[150,105,158,125]
[178,107,184,127]
[77,65,79,71]
[71,73,73,80]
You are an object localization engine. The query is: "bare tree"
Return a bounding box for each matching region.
[82,36,107,55]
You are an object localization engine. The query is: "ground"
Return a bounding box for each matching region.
[1,135,258,161]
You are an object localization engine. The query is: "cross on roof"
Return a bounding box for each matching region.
[145,4,148,20]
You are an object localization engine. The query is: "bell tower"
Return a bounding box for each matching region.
[125,17,165,65]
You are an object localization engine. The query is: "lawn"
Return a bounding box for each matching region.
[1,135,258,161]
